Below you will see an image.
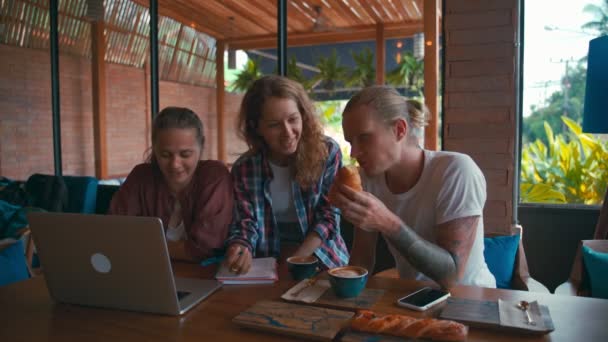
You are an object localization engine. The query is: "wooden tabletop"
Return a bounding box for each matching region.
[1,261,607,342]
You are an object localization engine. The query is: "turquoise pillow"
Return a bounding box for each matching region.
[484,234,520,289]
[0,239,30,286]
[582,245,608,299]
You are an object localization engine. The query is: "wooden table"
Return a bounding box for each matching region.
[1,261,607,341]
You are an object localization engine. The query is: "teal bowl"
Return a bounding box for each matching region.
[328,266,368,298]
[287,256,319,281]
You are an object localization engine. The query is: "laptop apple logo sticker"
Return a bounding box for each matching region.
[91,253,112,273]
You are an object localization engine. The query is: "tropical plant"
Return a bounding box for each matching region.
[522,62,587,145]
[520,116,608,204]
[272,56,312,90]
[387,52,424,95]
[312,49,347,92]
[582,0,608,36]
[316,100,354,166]
[345,48,375,88]
[230,57,262,93]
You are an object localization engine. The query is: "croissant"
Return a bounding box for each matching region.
[328,165,362,203]
[351,310,468,342]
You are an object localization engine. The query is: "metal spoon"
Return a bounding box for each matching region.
[517,300,536,326]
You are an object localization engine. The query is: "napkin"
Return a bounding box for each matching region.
[498,299,553,332]
[281,279,331,303]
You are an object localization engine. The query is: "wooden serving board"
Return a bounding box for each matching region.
[233,300,354,341]
[439,298,554,335]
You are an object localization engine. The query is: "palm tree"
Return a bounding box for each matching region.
[230,58,262,93]
[345,48,375,88]
[286,56,313,90]
[312,49,347,92]
[581,0,608,37]
[387,52,424,95]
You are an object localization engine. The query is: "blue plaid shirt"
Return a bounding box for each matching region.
[226,137,349,269]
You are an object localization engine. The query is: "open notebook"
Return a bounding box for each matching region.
[215,257,278,284]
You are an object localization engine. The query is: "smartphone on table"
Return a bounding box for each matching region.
[397,287,450,311]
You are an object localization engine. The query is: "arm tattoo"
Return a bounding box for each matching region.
[387,223,457,289]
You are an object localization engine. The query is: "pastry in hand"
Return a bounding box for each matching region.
[328,165,362,203]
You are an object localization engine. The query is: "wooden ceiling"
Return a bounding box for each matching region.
[132,0,432,49]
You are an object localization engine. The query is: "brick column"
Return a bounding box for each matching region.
[443,0,519,234]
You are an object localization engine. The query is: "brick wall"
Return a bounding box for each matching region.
[0,44,246,180]
[444,0,519,234]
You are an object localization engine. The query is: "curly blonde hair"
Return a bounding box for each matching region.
[237,75,328,189]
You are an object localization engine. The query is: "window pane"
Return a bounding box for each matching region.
[521,0,608,205]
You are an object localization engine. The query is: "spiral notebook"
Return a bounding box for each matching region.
[215,257,278,284]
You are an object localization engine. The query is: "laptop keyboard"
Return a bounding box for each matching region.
[177,291,191,300]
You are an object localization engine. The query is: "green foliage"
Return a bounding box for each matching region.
[520,117,608,205]
[230,58,262,93]
[387,52,424,95]
[523,62,587,145]
[582,0,608,36]
[271,56,313,91]
[345,48,375,88]
[316,100,354,166]
[313,49,348,92]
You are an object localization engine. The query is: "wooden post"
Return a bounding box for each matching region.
[216,41,226,162]
[375,23,385,85]
[423,0,439,150]
[91,20,108,179]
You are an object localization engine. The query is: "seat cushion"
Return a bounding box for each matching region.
[63,176,98,214]
[0,239,29,286]
[582,245,608,299]
[484,234,520,289]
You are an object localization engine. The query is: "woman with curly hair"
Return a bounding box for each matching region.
[224,75,349,274]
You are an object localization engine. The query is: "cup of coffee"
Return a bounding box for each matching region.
[328,266,368,298]
[286,255,319,281]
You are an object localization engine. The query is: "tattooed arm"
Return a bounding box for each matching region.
[386,216,478,289]
[333,185,478,289]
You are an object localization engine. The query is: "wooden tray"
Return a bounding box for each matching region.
[233,300,354,341]
[282,280,385,311]
[439,297,555,335]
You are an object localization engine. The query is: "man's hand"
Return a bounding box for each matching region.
[224,243,252,275]
[332,184,402,236]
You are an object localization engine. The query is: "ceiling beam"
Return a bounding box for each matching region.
[227,21,422,50]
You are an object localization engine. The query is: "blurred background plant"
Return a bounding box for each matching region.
[345,48,375,88]
[230,57,262,93]
[520,116,608,204]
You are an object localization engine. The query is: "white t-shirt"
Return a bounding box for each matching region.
[362,150,496,288]
[268,161,298,223]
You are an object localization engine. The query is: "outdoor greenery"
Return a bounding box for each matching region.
[522,62,586,145]
[228,48,426,97]
[312,49,348,92]
[230,58,262,93]
[387,52,424,97]
[345,48,375,88]
[520,1,607,205]
[582,0,608,36]
[521,117,608,205]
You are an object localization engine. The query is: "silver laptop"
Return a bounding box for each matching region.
[27,212,222,315]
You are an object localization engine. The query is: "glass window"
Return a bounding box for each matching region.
[521,0,607,205]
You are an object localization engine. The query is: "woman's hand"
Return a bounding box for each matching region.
[333,184,402,237]
[224,243,252,275]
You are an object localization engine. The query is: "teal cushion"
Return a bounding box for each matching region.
[0,239,29,286]
[63,176,98,214]
[582,245,608,299]
[484,234,520,289]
